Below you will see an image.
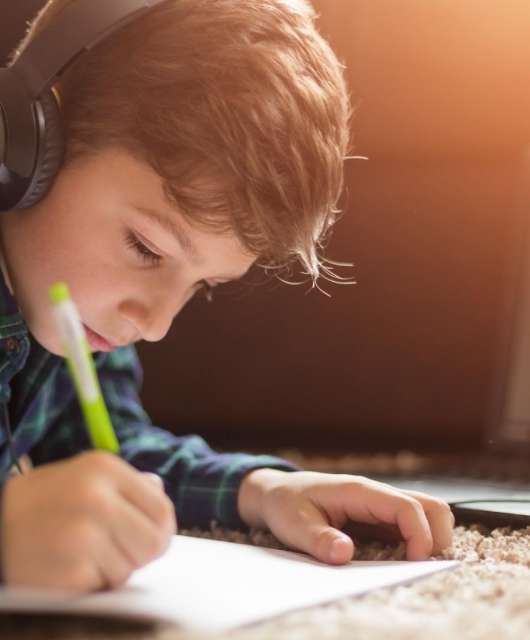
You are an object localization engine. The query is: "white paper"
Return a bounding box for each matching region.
[0,535,459,633]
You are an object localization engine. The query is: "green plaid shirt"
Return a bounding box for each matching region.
[0,269,300,537]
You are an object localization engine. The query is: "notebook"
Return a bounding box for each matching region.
[0,535,459,633]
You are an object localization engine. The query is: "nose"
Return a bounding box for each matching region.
[119,288,192,343]
[137,308,174,343]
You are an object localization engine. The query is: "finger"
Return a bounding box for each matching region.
[142,472,164,489]
[119,471,177,534]
[343,482,434,560]
[110,498,173,569]
[64,524,134,593]
[394,500,433,560]
[97,527,137,591]
[80,453,174,531]
[272,499,355,566]
[400,490,455,555]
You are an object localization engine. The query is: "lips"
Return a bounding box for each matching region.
[83,324,117,352]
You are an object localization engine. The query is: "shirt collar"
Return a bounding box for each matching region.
[0,251,28,337]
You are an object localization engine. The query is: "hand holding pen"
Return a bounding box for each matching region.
[0,285,176,592]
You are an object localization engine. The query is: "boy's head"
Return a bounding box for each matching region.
[0,0,351,356]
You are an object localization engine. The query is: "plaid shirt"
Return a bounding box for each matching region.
[0,269,301,538]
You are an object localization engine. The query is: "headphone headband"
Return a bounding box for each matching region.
[0,0,169,210]
[14,0,168,98]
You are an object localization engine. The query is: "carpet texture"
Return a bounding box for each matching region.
[1,450,529,639]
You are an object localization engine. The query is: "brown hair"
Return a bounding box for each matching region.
[10,0,352,285]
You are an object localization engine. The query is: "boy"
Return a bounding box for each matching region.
[0,0,454,592]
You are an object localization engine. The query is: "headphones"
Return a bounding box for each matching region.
[0,0,167,212]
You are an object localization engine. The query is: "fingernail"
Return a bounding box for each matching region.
[143,472,163,488]
[329,536,350,563]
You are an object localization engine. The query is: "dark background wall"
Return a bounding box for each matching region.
[137,1,530,453]
[138,155,526,454]
[3,2,530,453]
[139,1,530,453]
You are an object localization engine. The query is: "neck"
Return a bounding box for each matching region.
[0,216,15,295]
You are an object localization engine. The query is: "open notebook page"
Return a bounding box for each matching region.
[0,535,459,633]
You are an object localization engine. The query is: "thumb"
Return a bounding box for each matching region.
[313,526,354,565]
[284,501,354,565]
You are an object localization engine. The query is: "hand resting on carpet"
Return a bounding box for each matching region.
[238,469,456,565]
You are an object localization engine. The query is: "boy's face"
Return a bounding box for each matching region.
[0,148,254,356]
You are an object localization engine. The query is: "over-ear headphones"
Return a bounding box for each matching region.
[0,0,167,212]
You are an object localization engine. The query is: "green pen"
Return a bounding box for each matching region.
[49,282,120,453]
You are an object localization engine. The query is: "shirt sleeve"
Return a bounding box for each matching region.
[0,484,4,583]
[30,346,302,531]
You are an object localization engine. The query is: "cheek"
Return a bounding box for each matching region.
[24,243,120,332]
[58,228,127,297]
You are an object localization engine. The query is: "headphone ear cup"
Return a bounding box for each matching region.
[17,89,64,209]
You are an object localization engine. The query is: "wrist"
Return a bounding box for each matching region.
[238,468,287,529]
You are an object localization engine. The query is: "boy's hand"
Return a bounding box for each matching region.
[238,470,455,564]
[1,451,177,592]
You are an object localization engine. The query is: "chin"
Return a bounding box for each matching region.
[28,324,65,357]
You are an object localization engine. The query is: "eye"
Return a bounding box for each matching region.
[125,230,162,267]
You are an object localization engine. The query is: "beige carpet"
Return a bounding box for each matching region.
[1,450,529,640]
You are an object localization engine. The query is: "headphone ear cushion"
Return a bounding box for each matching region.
[17,89,64,209]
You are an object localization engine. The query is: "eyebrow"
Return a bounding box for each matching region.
[134,205,202,266]
[133,204,249,281]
